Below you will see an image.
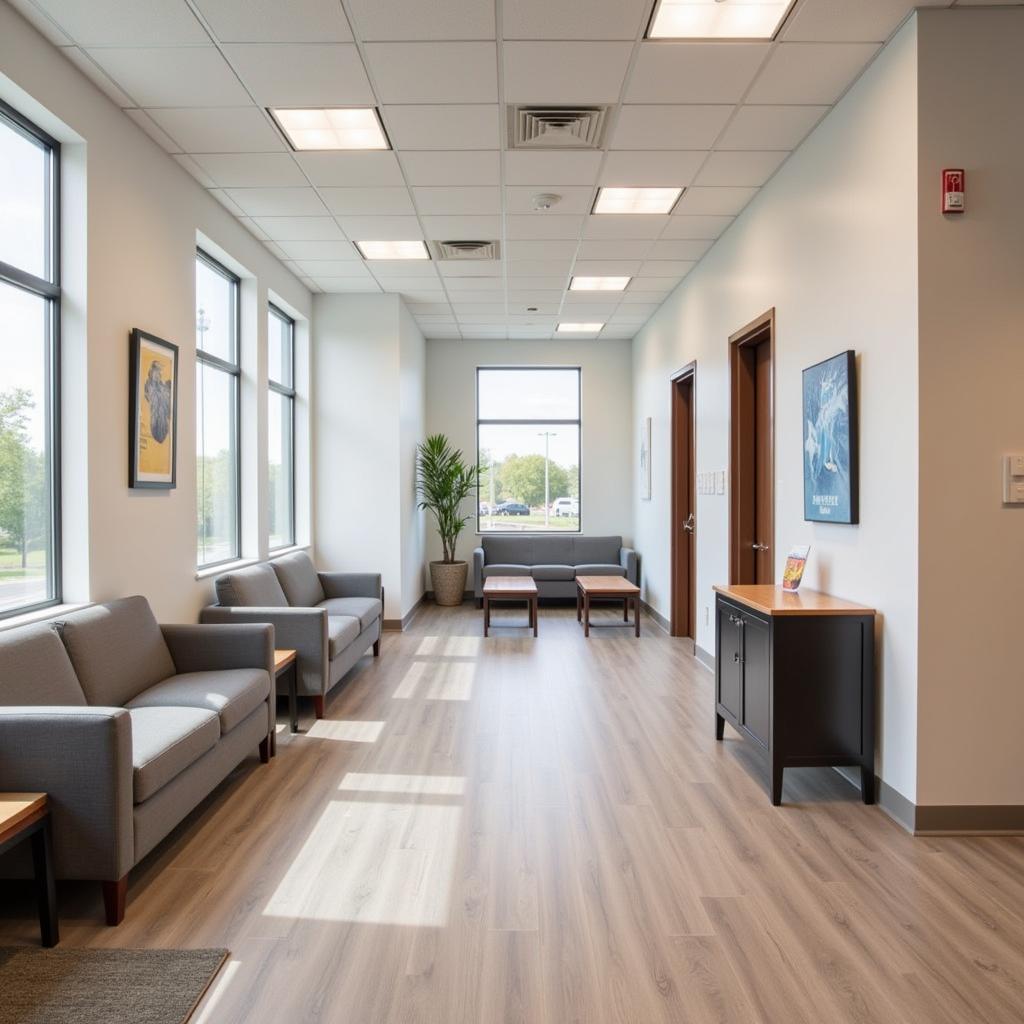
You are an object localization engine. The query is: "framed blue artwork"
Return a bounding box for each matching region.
[803,350,858,524]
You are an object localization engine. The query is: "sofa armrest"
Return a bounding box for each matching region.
[318,572,382,601]
[162,623,274,676]
[0,707,133,881]
[473,547,485,597]
[619,547,639,586]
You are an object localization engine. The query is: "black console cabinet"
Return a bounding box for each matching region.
[713,585,876,806]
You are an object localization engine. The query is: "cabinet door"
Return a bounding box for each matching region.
[717,604,743,721]
[741,613,771,747]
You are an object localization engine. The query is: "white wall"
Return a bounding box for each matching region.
[424,338,634,571]
[398,302,426,617]
[0,3,311,625]
[631,21,920,801]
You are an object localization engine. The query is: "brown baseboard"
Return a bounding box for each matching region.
[913,804,1024,835]
[640,601,670,634]
[383,593,427,632]
[694,644,715,673]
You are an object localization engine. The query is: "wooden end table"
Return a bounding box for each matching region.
[483,576,539,637]
[275,649,299,734]
[576,575,641,638]
[0,793,58,946]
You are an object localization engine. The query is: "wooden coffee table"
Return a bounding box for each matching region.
[576,575,641,638]
[0,793,58,946]
[483,576,538,637]
[275,649,299,734]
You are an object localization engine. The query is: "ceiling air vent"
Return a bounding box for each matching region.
[433,240,500,261]
[509,105,610,150]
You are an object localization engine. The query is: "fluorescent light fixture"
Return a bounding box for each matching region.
[570,276,631,292]
[593,187,682,215]
[271,107,389,151]
[557,322,604,333]
[356,240,429,261]
[648,0,797,40]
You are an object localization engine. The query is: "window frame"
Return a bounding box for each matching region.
[475,366,582,536]
[267,302,296,552]
[195,248,242,569]
[0,98,62,620]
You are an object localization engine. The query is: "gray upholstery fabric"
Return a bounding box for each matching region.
[572,536,622,565]
[575,563,627,577]
[0,707,134,880]
[327,621,380,688]
[128,706,220,803]
[214,563,289,608]
[272,551,325,608]
[328,616,360,660]
[57,597,176,708]
[482,536,534,565]
[161,623,273,676]
[620,546,638,584]
[319,571,382,601]
[472,547,485,597]
[128,668,270,735]
[531,564,575,581]
[530,536,574,564]
[482,564,531,577]
[319,597,382,630]
[0,622,86,706]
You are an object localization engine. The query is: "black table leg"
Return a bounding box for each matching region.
[30,818,58,947]
[288,664,299,734]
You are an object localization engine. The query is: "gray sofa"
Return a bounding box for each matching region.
[0,596,273,925]
[201,551,382,719]
[473,535,638,601]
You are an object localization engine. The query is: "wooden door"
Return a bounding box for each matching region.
[729,310,775,585]
[670,363,697,639]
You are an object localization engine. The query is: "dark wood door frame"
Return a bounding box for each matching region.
[728,309,775,585]
[670,361,697,640]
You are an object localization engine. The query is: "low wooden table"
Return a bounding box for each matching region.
[483,576,538,637]
[275,649,299,734]
[0,793,58,946]
[576,575,641,638]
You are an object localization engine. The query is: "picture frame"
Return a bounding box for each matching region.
[802,350,858,524]
[129,328,178,489]
[640,416,652,501]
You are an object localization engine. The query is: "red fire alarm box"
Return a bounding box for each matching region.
[942,168,965,214]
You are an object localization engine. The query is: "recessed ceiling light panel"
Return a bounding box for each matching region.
[570,276,631,291]
[557,322,604,333]
[648,0,797,41]
[593,187,682,215]
[356,240,429,261]
[271,107,389,151]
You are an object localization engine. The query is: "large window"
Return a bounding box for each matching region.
[477,367,581,533]
[195,251,240,567]
[267,304,295,550]
[0,101,60,618]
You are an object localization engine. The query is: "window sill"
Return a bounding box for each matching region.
[195,557,260,581]
[268,544,309,558]
[0,602,91,634]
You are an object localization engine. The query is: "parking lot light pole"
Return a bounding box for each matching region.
[538,431,557,528]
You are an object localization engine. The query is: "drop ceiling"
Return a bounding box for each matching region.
[9,0,999,340]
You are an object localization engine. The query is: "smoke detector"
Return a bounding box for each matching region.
[532,193,561,211]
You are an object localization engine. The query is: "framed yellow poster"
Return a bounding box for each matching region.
[129,328,178,488]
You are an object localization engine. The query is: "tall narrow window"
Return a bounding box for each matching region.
[0,100,61,619]
[477,368,581,533]
[195,250,240,567]
[267,304,295,550]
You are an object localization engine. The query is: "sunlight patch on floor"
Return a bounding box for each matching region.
[192,959,241,1023]
[304,719,386,742]
[414,635,483,657]
[340,772,466,795]
[392,659,474,701]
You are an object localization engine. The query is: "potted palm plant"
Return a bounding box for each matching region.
[416,433,480,606]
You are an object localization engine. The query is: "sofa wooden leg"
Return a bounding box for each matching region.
[259,736,271,763]
[373,637,381,657]
[102,876,127,926]
[313,695,325,720]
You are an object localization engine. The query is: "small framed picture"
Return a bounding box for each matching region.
[803,350,858,524]
[129,328,178,489]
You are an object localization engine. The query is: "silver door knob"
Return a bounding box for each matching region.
[682,513,695,533]
[751,542,769,552]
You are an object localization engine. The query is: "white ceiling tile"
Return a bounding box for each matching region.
[577,239,653,259]
[611,306,658,321]
[295,261,375,278]
[146,107,284,153]
[265,242,290,260]
[504,151,603,186]
[508,260,572,278]
[383,105,499,150]
[446,277,516,291]
[192,153,306,187]
[61,48,135,107]
[124,108,182,153]
[600,151,706,186]
[503,42,633,104]
[410,302,456,314]
[505,277,567,291]
[674,186,758,215]
[640,256,703,273]
[335,215,423,240]
[600,326,638,338]
[452,303,508,315]
[783,0,946,43]
[559,302,618,318]
[238,217,270,240]
[746,43,881,105]
[278,240,361,260]
[29,0,206,45]
[295,152,405,187]
[7,1,73,45]
[412,187,501,215]
[224,187,327,216]
[438,261,504,277]
[422,326,463,338]
[193,0,353,42]
[461,328,508,337]
[717,104,828,150]
[611,105,734,150]
[420,215,502,239]
[365,43,498,103]
[396,290,452,304]
[506,216,585,240]
[647,242,711,262]
[694,150,789,187]
[660,215,733,239]
[627,43,769,104]
[572,259,642,276]
[505,187,594,216]
[224,43,374,106]
[445,290,506,302]
[401,151,500,186]
[583,215,670,240]
[251,216,346,240]
[502,0,649,40]
[504,240,579,260]
[314,278,382,293]
[319,188,416,215]
[208,188,245,216]
[620,286,674,302]
[506,291,564,304]
[345,0,495,40]
[173,155,216,187]
[368,261,439,278]
[85,46,250,107]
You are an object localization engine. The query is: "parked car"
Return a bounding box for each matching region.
[479,502,492,515]
[551,497,579,517]
[495,501,530,516]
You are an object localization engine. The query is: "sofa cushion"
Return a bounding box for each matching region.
[129,706,220,803]
[531,536,574,565]
[215,563,289,609]
[328,616,361,660]
[482,564,531,578]
[272,551,325,608]
[127,668,270,735]
[319,597,382,632]
[531,564,575,582]
[482,536,533,566]
[575,563,627,577]
[0,622,86,706]
[57,596,177,707]
[572,536,621,566]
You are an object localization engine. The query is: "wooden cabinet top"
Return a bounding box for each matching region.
[713,585,875,617]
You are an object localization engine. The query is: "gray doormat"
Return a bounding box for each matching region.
[0,947,229,1024]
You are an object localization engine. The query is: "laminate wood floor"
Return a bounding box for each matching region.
[2,602,1023,1023]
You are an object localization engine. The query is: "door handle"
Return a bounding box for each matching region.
[682,513,695,534]
[751,542,769,552]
